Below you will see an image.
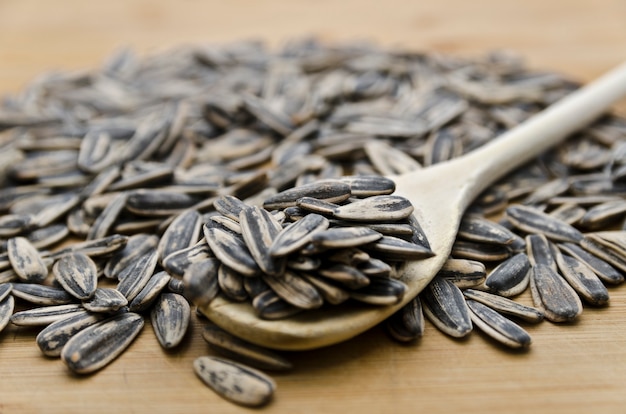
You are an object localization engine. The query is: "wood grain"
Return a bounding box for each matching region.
[1,1,626,413]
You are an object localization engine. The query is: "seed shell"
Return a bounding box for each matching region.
[553,250,609,306]
[463,289,544,323]
[529,264,583,323]
[421,277,472,338]
[262,270,323,310]
[386,296,425,342]
[7,237,48,283]
[36,310,105,357]
[61,312,144,374]
[466,299,532,349]
[129,271,172,312]
[10,304,84,326]
[10,283,74,305]
[0,295,15,333]
[115,249,159,300]
[202,324,293,371]
[204,227,260,277]
[53,252,98,300]
[333,195,414,222]
[82,288,129,313]
[193,356,276,407]
[506,204,584,243]
[151,293,190,349]
[239,206,285,276]
[269,213,330,257]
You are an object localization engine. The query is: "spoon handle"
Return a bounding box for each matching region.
[456,61,626,207]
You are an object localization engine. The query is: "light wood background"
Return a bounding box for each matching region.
[1,1,625,413]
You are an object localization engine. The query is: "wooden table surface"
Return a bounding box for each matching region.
[1,1,626,413]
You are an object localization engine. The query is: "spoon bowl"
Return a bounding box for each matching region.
[201,62,626,350]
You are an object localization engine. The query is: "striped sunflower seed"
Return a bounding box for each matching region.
[506,204,584,243]
[48,234,128,260]
[0,282,11,302]
[526,234,558,271]
[10,303,84,326]
[333,195,414,222]
[262,270,323,310]
[204,227,260,277]
[364,235,435,261]
[437,258,486,289]
[35,310,105,357]
[162,241,212,278]
[104,233,159,279]
[295,197,340,216]
[483,252,531,297]
[82,288,129,313]
[339,175,395,197]
[202,324,293,371]
[53,252,98,300]
[458,214,525,250]
[61,312,144,374]
[558,242,624,285]
[10,283,74,305]
[553,249,609,306]
[529,264,583,323]
[182,259,220,307]
[350,276,407,306]
[269,213,329,257]
[193,356,276,408]
[0,295,15,333]
[466,299,532,349]
[311,227,383,249]
[463,289,544,323]
[421,277,472,338]
[157,209,202,264]
[129,271,171,312]
[252,290,302,320]
[115,248,159,300]
[217,264,248,302]
[151,293,190,349]
[7,236,48,283]
[263,180,351,210]
[386,296,424,342]
[239,206,285,276]
[318,263,370,289]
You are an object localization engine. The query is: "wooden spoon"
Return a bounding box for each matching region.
[200,62,626,350]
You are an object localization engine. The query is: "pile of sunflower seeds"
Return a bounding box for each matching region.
[0,38,625,407]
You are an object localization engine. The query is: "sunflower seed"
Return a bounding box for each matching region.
[82,288,129,313]
[579,234,626,273]
[243,276,270,299]
[157,209,202,264]
[548,203,586,225]
[526,234,558,271]
[529,264,583,323]
[128,271,171,312]
[451,240,511,262]
[10,283,74,305]
[115,249,158,300]
[168,277,185,295]
[438,258,486,289]
[350,276,407,306]
[85,192,128,241]
[214,195,248,221]
[466,299,532,349]
[36,310,105,357]
[252,289,302,320]
[421,277,472,338]
[202,324,293,371]
[61,312,144,374]
[386,296,424,342]
[104,233,159,279]
[318,263,370,289]
[182,258,220,307]
[207,215,242,234]
[269,213,329,257]
[23,224,70,250]
[311,227,383,249]
[151,293,190,349]
[458,214,525,250]
[553,249,609,306]
[484,252,531,297]
[10,303,84,326]
[578,200,626,230]
[53,252,98,300]
[339,175,395,197]
[239,206,285,276]
[295,197,340,216]
[0,295,15,333]
[506,204,584,243]
[7,237,48,283]
[262,270,323,310]
[262,180,351,210]
[193,356,276,408]
[0,214,32,237]
[463,289,544,323]
[204,227,259,277]
[333,195,414,222]
[0,283,11,302]
[558,242,624,285]
[217,264,248,302]
[125,190,199,216]
[48,234,128,259]
[364,235,435,261]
